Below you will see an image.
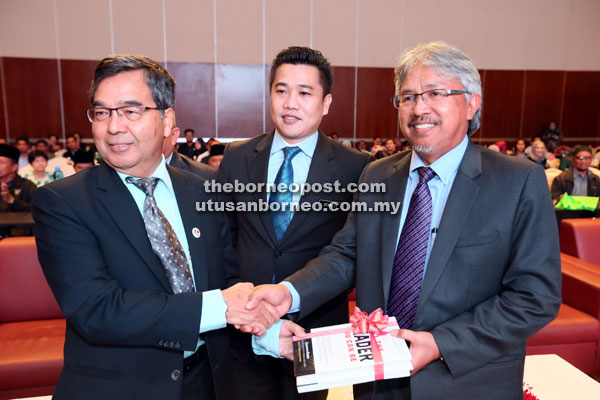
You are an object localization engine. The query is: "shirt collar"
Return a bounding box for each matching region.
[408,135,469,185]
[116,156,174,193]
[270,130,319,159]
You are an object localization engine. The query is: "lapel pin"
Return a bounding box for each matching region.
[192,227,201,238]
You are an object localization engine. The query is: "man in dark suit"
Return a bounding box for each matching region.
[251,41,561,399]
[165,126,214,180]
[33,54,277,400]
[217,46,371,399]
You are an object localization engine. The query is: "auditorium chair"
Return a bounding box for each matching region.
[527,253,600,374]
[560,218,600,266]
[0,237,65,399]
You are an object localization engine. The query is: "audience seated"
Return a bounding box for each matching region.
[20,150,53,187]
[551,145,600,202]
[0,144,36,213]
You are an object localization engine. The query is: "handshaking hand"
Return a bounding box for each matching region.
[245,284,293,318]
[279,320,305,361]
[222,282,279,336]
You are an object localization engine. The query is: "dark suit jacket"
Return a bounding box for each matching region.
[550,167,600,201]
[287,141,562,400]
[33,162,237,400]
[218,131,371,357]
[170,151,214,180]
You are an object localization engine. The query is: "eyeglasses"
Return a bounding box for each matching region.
[574,155,592,161]
[86,106,162,123]
[390,89,471,109]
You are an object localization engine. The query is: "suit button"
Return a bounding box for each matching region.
[274,251,282,259]
[170,369,181,381]
[158,340,164,346]
[163,341,170,348]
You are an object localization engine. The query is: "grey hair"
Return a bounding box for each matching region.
[89,54,175,115]
[394,41,482,136]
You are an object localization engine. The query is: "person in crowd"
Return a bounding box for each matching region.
[513,138,527,158]
[207,144,224,170]
[62,135,80,160]
[21,150,53,186]
[542,120,562,153]
[32,53,284,400]
[197,138,221,164]
[177,128,198,158]
[495,140,508,155]
[72,132,88,151]
[329,132,339,141]
[524,135,541,155]
[0,144,36,212]
[47,133,63,152]
[487,144,500,152]
[217,46,371,400]
[384,138,398,156]
[528,139,550,169]
[34,139,55,159]
[551,145,600,201]
[356,140,368,152]
[71,151,96,173]
[368,135,382,152]
[0,138,6,144]
[250,41,561,400]
[15,137,31,170]
[164,126,213,179]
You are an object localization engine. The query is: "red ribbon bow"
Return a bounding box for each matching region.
[350,307,390,335]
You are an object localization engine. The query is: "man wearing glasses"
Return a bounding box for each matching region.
[251,41,561,399]
[551,145,600,201]
[32,54,280,400]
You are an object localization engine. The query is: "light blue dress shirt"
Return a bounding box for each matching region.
[117,157,226,357]
[267,130,318,205]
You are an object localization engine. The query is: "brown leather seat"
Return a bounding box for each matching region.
[0,237,65,399]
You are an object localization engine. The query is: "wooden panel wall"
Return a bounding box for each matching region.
[1,57,600,146]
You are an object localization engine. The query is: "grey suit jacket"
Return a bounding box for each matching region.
[218,131,371,344]
[287,141,562,400]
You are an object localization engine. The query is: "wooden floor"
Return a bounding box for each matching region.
[326,385,353,400]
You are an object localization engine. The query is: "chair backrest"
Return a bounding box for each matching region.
[545,168,562,189]
[560,219,600,266]
[0,236,63,323]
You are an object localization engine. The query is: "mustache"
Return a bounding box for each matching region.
[408,118,440,127]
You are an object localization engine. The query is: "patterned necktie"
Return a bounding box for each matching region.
[387,167,436,329]
[269,146,302,242]
[126,176,194,294]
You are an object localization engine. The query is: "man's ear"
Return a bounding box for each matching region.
[322,93,333,116]
[466,93,481,120]
[162,108,175,139]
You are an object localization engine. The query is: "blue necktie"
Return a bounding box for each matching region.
[269,146,302,242]
[387,167,436,329]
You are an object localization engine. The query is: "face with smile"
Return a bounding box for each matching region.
[398,64,480,165]
[573,150,592,173]
[91,70,173,177]
[270,64,332,144]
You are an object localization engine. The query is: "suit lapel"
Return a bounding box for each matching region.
[280,132,337,244]
[246,132,278,246]
[168,166,210,293]
[95,163,173,292]
[416,142,481,310]
[381,154,410,304]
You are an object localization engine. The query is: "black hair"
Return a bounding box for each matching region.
[269,46,332,96]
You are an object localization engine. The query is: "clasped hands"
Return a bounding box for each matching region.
[222,283,301,359]
[221,283,293,335]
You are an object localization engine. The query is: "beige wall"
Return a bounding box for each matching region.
[1,0,599,70]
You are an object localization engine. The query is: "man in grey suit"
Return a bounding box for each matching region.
[217,46,371,399]
[251,41,561,399]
